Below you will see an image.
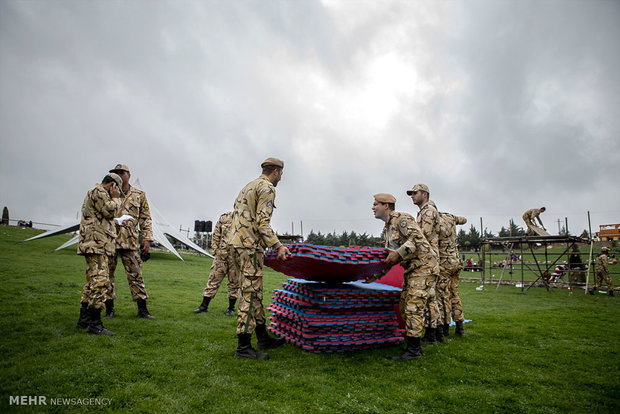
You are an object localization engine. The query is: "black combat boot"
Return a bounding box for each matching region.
[104,299,115,318]
[609,290,615,297]
[589,288,595,295]
[435,324,446,343]
[421,327,437,345]
[76,302,89,329]
[256,324,286,350]
[234,333,269,360]
[137,299,155,319]
[86,308,115,336]
[455,321,465,337]
[442,323,450,337]
[192,297,211,313]
[390,336,423,361]
[225,298,236,316]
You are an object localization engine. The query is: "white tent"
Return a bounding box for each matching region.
[24,179,214,261]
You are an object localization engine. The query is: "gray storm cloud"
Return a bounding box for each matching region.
[1,0,618,238]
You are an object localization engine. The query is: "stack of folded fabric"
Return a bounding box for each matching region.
[267,278,403,353]
[264,243,389,282]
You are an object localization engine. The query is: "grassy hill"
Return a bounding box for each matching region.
[1,226,618,413]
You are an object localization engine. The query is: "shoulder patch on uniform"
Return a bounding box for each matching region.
[400,220,407,228]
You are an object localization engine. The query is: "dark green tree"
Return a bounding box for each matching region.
[1,206,8,225]
[457,229,468,249]
[508,219,525,236]
[498,226,510,237]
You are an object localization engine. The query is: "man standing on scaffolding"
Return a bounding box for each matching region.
[522,207,546,235]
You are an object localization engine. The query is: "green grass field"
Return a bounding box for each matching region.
[1,226,619,413]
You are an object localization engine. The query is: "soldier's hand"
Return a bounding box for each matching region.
[277,245,290,261]
[141,240,151,255]
[109,183,121,198]
[383,249,401,266]
[363,273,380,284]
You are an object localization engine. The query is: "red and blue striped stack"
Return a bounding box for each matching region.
[263,243,390,282]
[264,244,404,353]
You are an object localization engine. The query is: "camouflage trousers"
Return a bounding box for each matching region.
[202,251,239,299]
[400,272,436,338]
[231,247,266,335]
[80,254,110,309]
[434,275,451,325]
[422,274,440,328]
[447,266,465,322]
[594,271,614,291]
[106,250,148,301]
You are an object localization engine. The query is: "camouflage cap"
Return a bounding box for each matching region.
[261,157,284,168]
[374,193,396,204]
[406,183,429,195]
[109,163,130,173]
[107,173,123,189]
[601,246,610,252]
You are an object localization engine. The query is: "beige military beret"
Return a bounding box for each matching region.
[261,157,284,168]
[109,163,130,173]
[406,183,429,195]
[107,173,123,189]
[374,193,396,204]
[601,246,610,252]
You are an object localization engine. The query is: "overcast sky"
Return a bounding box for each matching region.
[1,0,619,239]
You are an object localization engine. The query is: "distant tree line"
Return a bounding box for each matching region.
[305,220,591,250]
[304,230,383,247]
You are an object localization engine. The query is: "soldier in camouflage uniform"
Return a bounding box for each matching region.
[367,193,438,361]
[408,184,443,344]
[438,212,468,337]
[522,207,546,235]
[230,158,291,360]
[76,173,122,336]
[192,211,239,316]
[105,164,155,319]
[590,247,614,296]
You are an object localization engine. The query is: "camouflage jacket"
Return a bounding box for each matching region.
[77,184,121,256]
[381,211,438,276]
[416,200,440,256]
[115,186,153,250]
[212,212,233,256]
[596,253,609,274]
[438,213,467,268]
[523,208,542,220]
[229,175,282,252]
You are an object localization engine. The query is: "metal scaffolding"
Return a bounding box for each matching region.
[480,235,590,293]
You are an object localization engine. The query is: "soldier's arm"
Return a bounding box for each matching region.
[396,217,419,260]
[455,216,467,225]
[211,216,223,251]
[138,194,154,242]
[93,187,120,219]
[256,185,282,249]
